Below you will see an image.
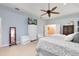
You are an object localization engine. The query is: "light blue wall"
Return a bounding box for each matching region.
[0,5,38,46]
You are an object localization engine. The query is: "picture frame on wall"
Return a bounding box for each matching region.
[28,17,37,25]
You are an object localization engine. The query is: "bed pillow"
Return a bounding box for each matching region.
[71,32,79,43]
[64,33,75,41]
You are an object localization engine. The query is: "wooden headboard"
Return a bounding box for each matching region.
[63,25,74,35]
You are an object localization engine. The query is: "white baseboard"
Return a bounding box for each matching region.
[1,41,30,47]
[2,43,9,47]
[1,41,20,47]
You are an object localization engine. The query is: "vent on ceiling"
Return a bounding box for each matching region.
[15,8,20,11]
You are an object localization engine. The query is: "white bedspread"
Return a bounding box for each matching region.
[37,37,79,56]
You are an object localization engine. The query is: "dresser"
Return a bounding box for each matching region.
[28,25,37,41]
[63,25,74,35]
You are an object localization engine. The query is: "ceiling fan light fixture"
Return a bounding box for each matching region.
[40,3,60,18]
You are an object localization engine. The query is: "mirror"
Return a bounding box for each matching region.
[9,27,16,46]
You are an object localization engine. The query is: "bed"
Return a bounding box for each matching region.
[36,33,79,56]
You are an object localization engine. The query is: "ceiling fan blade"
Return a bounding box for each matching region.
[48,13,51,17]
[51,12,59,14]
[41,13,47,16]
[41,9,47,12]
[51,6,57,11]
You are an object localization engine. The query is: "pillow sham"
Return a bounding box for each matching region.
[64,32,79,42]
[64,33,75,41]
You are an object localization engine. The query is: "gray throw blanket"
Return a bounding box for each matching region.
[71,32,79,43]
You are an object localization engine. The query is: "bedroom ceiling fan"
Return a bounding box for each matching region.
[41,3,60,17]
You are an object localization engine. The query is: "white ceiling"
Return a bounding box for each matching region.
[1,3,79,19]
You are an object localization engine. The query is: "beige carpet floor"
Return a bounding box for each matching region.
[0,41,37,56]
